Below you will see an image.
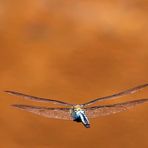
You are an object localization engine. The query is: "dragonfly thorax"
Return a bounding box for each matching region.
[71,105,84,119]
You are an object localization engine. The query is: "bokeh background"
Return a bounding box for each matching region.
[0,0,148,148]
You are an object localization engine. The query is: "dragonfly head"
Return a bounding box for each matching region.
[73,105,83,111]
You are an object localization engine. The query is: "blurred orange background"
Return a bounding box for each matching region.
[0,0,148,148]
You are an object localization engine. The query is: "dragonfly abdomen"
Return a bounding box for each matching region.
[71,109,90,128]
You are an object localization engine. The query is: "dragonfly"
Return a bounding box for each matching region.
[5,84,148,128]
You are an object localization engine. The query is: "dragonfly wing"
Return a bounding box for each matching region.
[12,104,73,120]
[83,84,148,106]
[5,91,73,107]
[85,98,148,118]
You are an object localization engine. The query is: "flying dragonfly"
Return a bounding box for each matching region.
[5,84,148,128]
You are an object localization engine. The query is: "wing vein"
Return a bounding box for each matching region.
[83,84,148,106]
[5,90,73,106]
[12,104,73,120]
[85,98,148,118]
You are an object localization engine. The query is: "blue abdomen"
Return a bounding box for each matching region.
[71,111,81,122]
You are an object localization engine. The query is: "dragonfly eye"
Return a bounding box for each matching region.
[74,108,82,112]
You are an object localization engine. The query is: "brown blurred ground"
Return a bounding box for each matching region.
[0,0,148,148]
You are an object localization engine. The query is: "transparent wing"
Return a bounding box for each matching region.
[83,84,148,106]
[12,104,73,120]
[85,98,148,118]
[5,91,73,107]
